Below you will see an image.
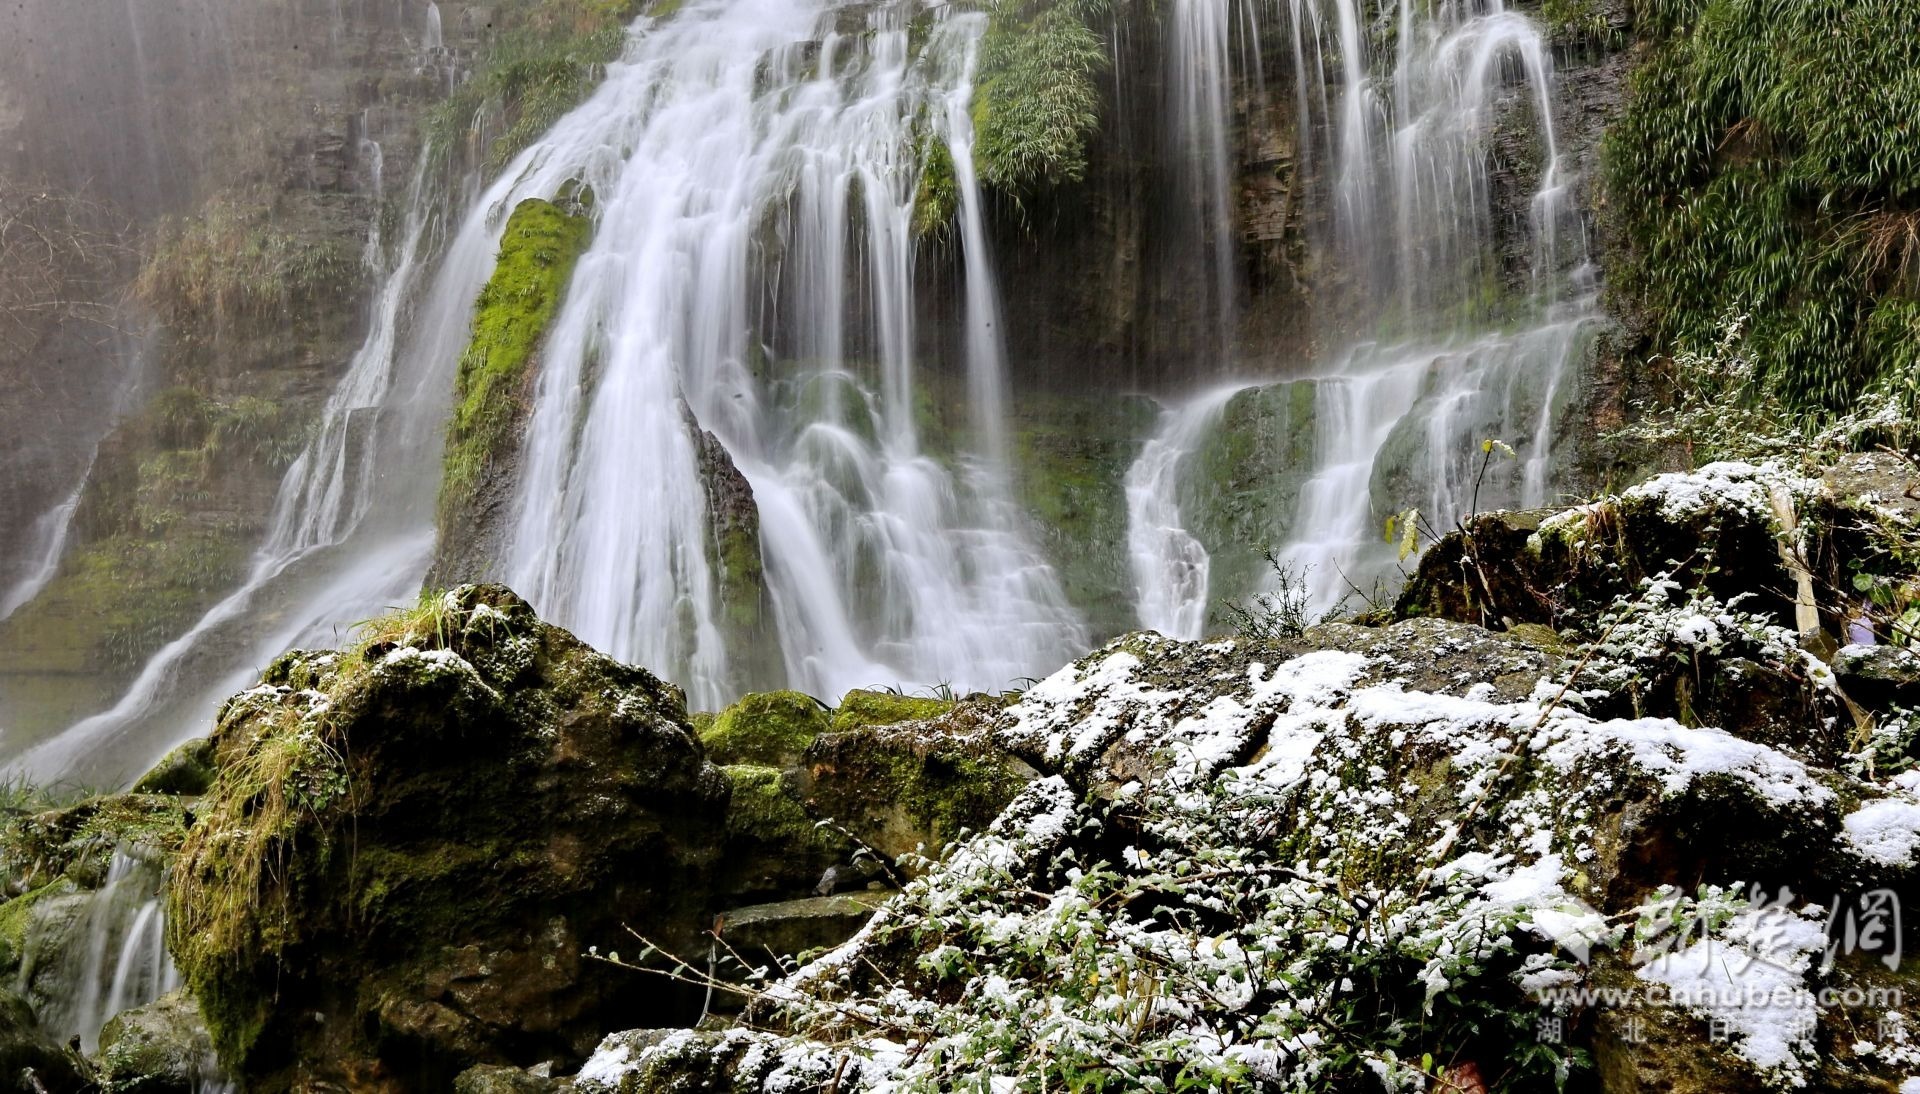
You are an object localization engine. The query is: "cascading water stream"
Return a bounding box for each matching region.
[1126,385,1246,640]
[9,93,536,784]
[25,849,180,1053]
[1,335,147,624]
[500,0,1084,704]
[1128,0,1600,628]
[0,477,90,624]
[1167,0,1240,334]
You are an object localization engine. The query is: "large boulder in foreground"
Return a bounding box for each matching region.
[168,585,729,1092]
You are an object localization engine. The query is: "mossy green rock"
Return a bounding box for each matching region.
[168,584,729,1092]
[801,700,1036,861]
[1182,380,1320,625]
[1010,391,1157,643]
[830,690,955,733]
[716,765,849,903]
[700,690,829,767]
[435,198,593,578]
[129,737,216,797]
[95,990,218,1094]
[0,880,73,983]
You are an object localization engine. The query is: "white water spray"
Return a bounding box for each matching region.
[1125,385,1245,639]
[500,0,1085,704]
[25,849,180,1053]
[1129,0,1599,623]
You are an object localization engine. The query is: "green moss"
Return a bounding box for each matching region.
[913,138,959,238]
[721,765,819,847]
[0,528,250,681]
[1008,389,1157,641]
[169,651,359,1064]
[971,0,1111,194]
[830,690,955,733]
[438,198,592,534]
[1606,0,1920,414]
[1181,380,1321,622]
[874,739,1024,846]
[700,690,830,767]
[131,737,218,796]
[0,880,72,977]
[712,505,764,636]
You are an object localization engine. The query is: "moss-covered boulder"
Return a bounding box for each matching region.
[167,584,729,1092]
[829,689,955,733]
[1392,462,1887,755]
[1396,462,1801,631]
[714,764,850,902]
[699,690,829,768]
[93,990,219,1093]
[128,737,216,797]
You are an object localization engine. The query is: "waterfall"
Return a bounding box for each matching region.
[0,478,87,624]
[498,0,1085,705]
[24,849,180,1053]
[1130,0,1598,625]
[1167,0,1240,336]
[9,152,480,786]
[1,334,145,624]
[424,0,443,50]
[1126,386,1245,639]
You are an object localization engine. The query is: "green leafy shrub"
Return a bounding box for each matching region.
[1606,0,1920,413]
[972,0,1111,194]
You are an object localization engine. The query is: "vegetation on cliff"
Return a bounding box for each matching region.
[1607,0,1920,415]
[971,0,1112,195]
[425,0,648,173]
[439,197,593,538]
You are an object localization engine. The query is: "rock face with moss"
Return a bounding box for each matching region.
[167,584,729,1091]
[1181,380,1319,619]
[702,687,1028,899]
[801,693,1032,863]
[434,197,594,584]
[688,414,773,689]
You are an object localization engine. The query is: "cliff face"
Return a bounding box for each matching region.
[0,0,547,745]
